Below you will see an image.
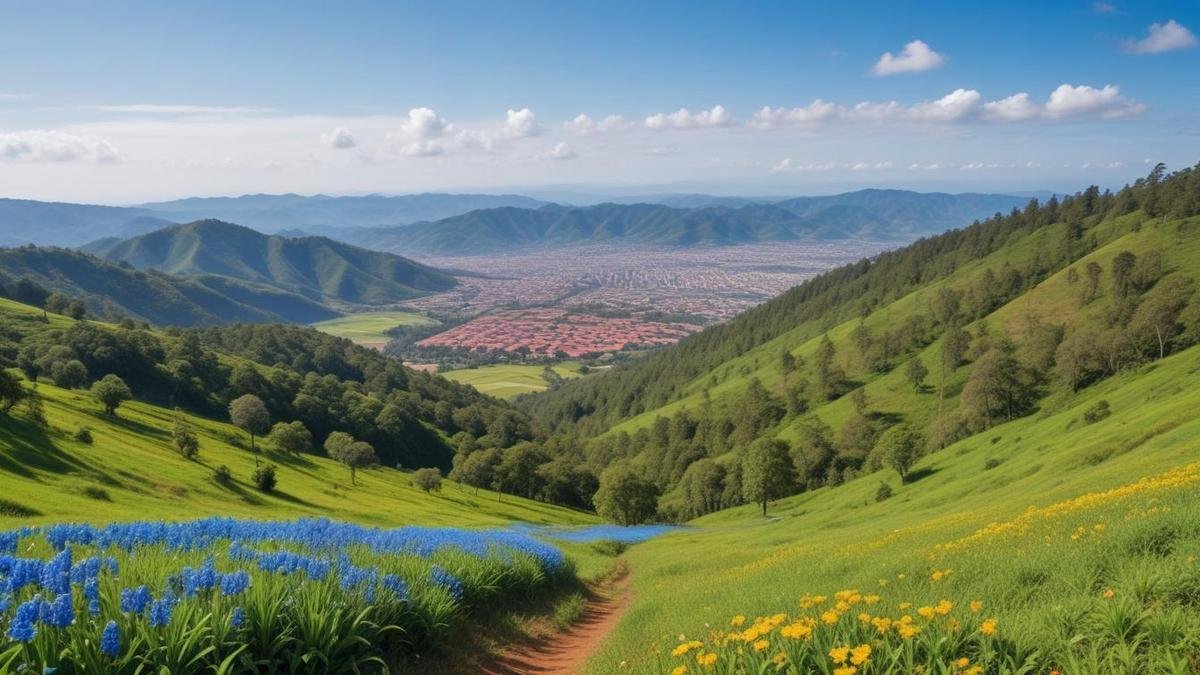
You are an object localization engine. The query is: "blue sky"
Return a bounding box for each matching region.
[1,0,1197,202]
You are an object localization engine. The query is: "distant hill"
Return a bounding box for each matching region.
[331,190,1026,256]
[137,192,549,231]
[0,246,336,325]
[84,220,458,305]
[0,198,172,247]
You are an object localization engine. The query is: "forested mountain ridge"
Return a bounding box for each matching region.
[84,219,457,305]
[317,189,1028,256]
[0,246,338,325]
[0,197,171,247]
[513,163,1200,521]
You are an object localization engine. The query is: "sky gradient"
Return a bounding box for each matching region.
[1,0,1198,202]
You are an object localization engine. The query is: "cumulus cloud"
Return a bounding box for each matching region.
[0,130,120,163]
[565,113,630,135]
[397,140,444,157]
[982,93,1041,122]
[1043,84,1145,119]
[908,88,982,122]
[871,39,946,75]
[1124,19,1198,54]
[544,141,578,160]
[749,101,840,129]
[398,107,451,140]
[504,108,541,138]
[645,105,734,130]
[321,127,356,149]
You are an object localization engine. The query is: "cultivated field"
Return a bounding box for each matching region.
[443,362,587,399]
[311,311,436,348]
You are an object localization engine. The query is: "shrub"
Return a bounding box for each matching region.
[251,464,278,493]
[172,411,200,460]
[875,482,894,502]
[412,467,443,493]
[73,426,93,444]
[1083,399,1112,424]
[213,465,233,483]
[590,539,628,557]
[81,486,111,501]
[984,458,1002,470]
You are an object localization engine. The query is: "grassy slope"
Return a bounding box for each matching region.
[311,310,437,345]
[589,339,1200,672]
[0,298,594,529]
[444,362,586,399]
[580,213,1200,670]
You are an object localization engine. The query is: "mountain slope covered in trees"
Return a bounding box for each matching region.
[0,198,171,247]
[84,219,457,305]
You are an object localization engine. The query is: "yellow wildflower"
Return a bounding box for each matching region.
[871,616,893,633]
[850,644,872,665]
[917,606,935,619]
[899,602,912,610]
[833,667,858,675]
[964,668,983,675]
[857,612,871,623]
[773,652,787,666]
[969,600,983,613]
[864,594,881,604]
[935,599,953,615]
[780,620,813,640]
[696,652,718,667]
[821,610,840,625]
[1103,588,1115,599]
[671,667,688,675]
[980,618,998,636]
[753,639,770,652]
[829,645,850,664]
[730,614,745,627]
[953,657,970,668]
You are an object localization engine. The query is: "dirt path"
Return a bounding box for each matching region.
[480,565,632,675]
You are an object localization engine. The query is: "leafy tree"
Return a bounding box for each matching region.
[92,374,131,416]
[326,434,376,485]
[494,443,545,500]
[676,458,727,519]
[449,447,500,495]
[875,423,923,481]
[1082,261,1103,304]
[959,346,1035,429]
[44,292,72,316]
[24,385,47,427]
[412,467,443,493]
[267,420,312,455]
[1129,276,1194,360]
[251,464,277,492]
[51,359,88,389]
[593,462,659,525]
[1055,329,1101,392]
[172,411,200,460]
[228,394,270,455]
[904,357,929,392]
[0,370,25,413]
[741,437,796,517]
[1110,251,1138,299]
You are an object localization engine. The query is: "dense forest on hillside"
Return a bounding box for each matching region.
[510,163,1200,521]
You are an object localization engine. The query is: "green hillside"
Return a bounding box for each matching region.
[0,246,336,325]
[86,219,458,306]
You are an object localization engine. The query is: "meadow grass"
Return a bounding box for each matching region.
[587,342,1200,673]
[310,311,436,346]
[443,362,586,399]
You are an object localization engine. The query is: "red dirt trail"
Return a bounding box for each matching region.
[480,566,633,675]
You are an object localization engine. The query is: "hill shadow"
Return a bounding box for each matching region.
[0,415,123,486]
[903,466,941,484]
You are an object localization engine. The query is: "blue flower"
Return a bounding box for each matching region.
[230,606,245,629]
[430,566,463,601]
[100,620,120,658]
[381,574,409,602]
[84,577,101,616]
[219,570,250,596]
[7,596,40,642]
[48,592,74,628]
[120,585,151,615]
[149,593,177,628]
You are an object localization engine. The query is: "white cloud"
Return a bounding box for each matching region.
[851,161,893,171]
[565,113,630,135]
[544,141,578,160]
[1093,2,1115,13]
[321,126,356,149]
[1124,19,1198,54]
[871,39,946,76]
[504,108,541,138]
[645,105,734,130]
[982,93,1041,122]
[398,107,451,139]
[1043,84,1145,119]
[397,139,444,157]
[0,93,34,101]
[83,104,272,115]
[908,88,981,122]
[0,130,120,163]
[749,101,840,128]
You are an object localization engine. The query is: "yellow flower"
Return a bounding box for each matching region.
[673,640,703,657]
[964,667,983,675]
[871,616,893,633]
[753,639,770,652]
[864,594,881,604]
[917,606,935,619]
[730,614,746,627]
[829,645,850,664]
[821,610,840,625]
[897,622,920,639]
[953,657,970,668]
[969,600,983,613]
[1103,588,1115,599]
[672,667,688,675]
[899,602,912,610]
[696,652,718,667]
[935,599,953,615]
[773,652,788,666]
[780,620,813,640]
[980,618,998,636]
[850,644,872,665]
[833,667,858,675]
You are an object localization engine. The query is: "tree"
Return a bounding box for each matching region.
[24,386,47,427]
[1055,329,1101,392]
[267,420,312,455]
[741,437,796,517]
[593,462,659,525]
[450,447,500,495]
[228,394,270,456]
[1082,261,1103,304]
[904,357,929,392]
[1129,276,1194,360]
[44,292,71,316]
[172,411,200,460]
[0,370,25,413]
[874,424,923,481]
[51,359,88,389]
[412,467,443,493]
[251,464,277,492]
[92,374,131,416]
[326,433,376,485]
[494,443,545,500]
[959,347,1035,429]
[1111,251,1137,299]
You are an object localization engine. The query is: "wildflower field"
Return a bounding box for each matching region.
[0,517,572,673]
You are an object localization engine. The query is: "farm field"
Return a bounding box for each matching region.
[310,311,436,348]
[443,362,588,399]
[586,341,1200,673]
